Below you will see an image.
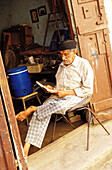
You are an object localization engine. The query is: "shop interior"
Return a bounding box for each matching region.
[0,0,86,157]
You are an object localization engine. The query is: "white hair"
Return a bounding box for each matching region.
[69,49,76,52]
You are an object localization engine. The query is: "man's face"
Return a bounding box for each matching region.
[60,50,75,65]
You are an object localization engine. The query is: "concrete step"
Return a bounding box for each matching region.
[28,119,112,170]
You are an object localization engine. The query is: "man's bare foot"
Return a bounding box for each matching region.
[16,106,37,121]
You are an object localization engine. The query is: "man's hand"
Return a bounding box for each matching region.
[45,85,54,90]
[56,89,76,98]
[56,89,67,98]
[43,85,54,93]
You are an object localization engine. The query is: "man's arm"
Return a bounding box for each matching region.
[55,89,76,98]
[74,61,93,98]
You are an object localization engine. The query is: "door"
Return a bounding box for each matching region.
[65,0,112,123]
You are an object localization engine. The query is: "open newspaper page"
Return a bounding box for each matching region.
[36,81,57,93]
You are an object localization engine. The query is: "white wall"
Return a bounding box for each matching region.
[104,0,112,50]
[0,0,65,47]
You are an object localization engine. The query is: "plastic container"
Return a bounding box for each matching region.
[7,66,33,97]
[50,30,69,51]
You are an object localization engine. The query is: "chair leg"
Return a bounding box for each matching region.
[51,114,57,143]
[91,111,110,135]
[86,108,110,151]
[87,110,90,151]
[62,115,75,128]
[22,100,29,125]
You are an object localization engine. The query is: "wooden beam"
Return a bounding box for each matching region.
[92,98,112,112]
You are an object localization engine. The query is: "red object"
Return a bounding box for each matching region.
[37,23,39,29]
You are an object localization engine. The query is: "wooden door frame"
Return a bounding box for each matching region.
[0,51,28,169]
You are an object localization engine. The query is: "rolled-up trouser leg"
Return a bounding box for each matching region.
[25,112,51,148]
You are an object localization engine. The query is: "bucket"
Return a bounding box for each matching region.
[7,66,33,97]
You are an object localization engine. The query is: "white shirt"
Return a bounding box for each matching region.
[55,55,93,98]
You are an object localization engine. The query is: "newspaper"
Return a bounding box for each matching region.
[36,81,57,93]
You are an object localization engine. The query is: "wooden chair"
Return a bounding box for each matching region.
[51,96,110,150]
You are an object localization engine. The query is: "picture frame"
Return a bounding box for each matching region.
[38,5,47,16]
[30,9,39,23]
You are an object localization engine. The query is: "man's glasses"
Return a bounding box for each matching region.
[60,51,71,57]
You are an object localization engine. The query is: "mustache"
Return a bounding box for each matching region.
[64,59,69,62]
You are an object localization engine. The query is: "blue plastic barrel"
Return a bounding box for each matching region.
[7,66,33,97]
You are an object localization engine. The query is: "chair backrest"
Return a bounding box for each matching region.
[67,96,92,112]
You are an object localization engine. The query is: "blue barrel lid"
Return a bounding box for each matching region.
[7,66,27,74]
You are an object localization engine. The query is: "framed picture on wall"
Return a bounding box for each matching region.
[38,5,47,16]
[30,9,39,23]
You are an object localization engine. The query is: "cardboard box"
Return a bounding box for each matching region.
[68,112,81,123]
[19,64,43,73]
